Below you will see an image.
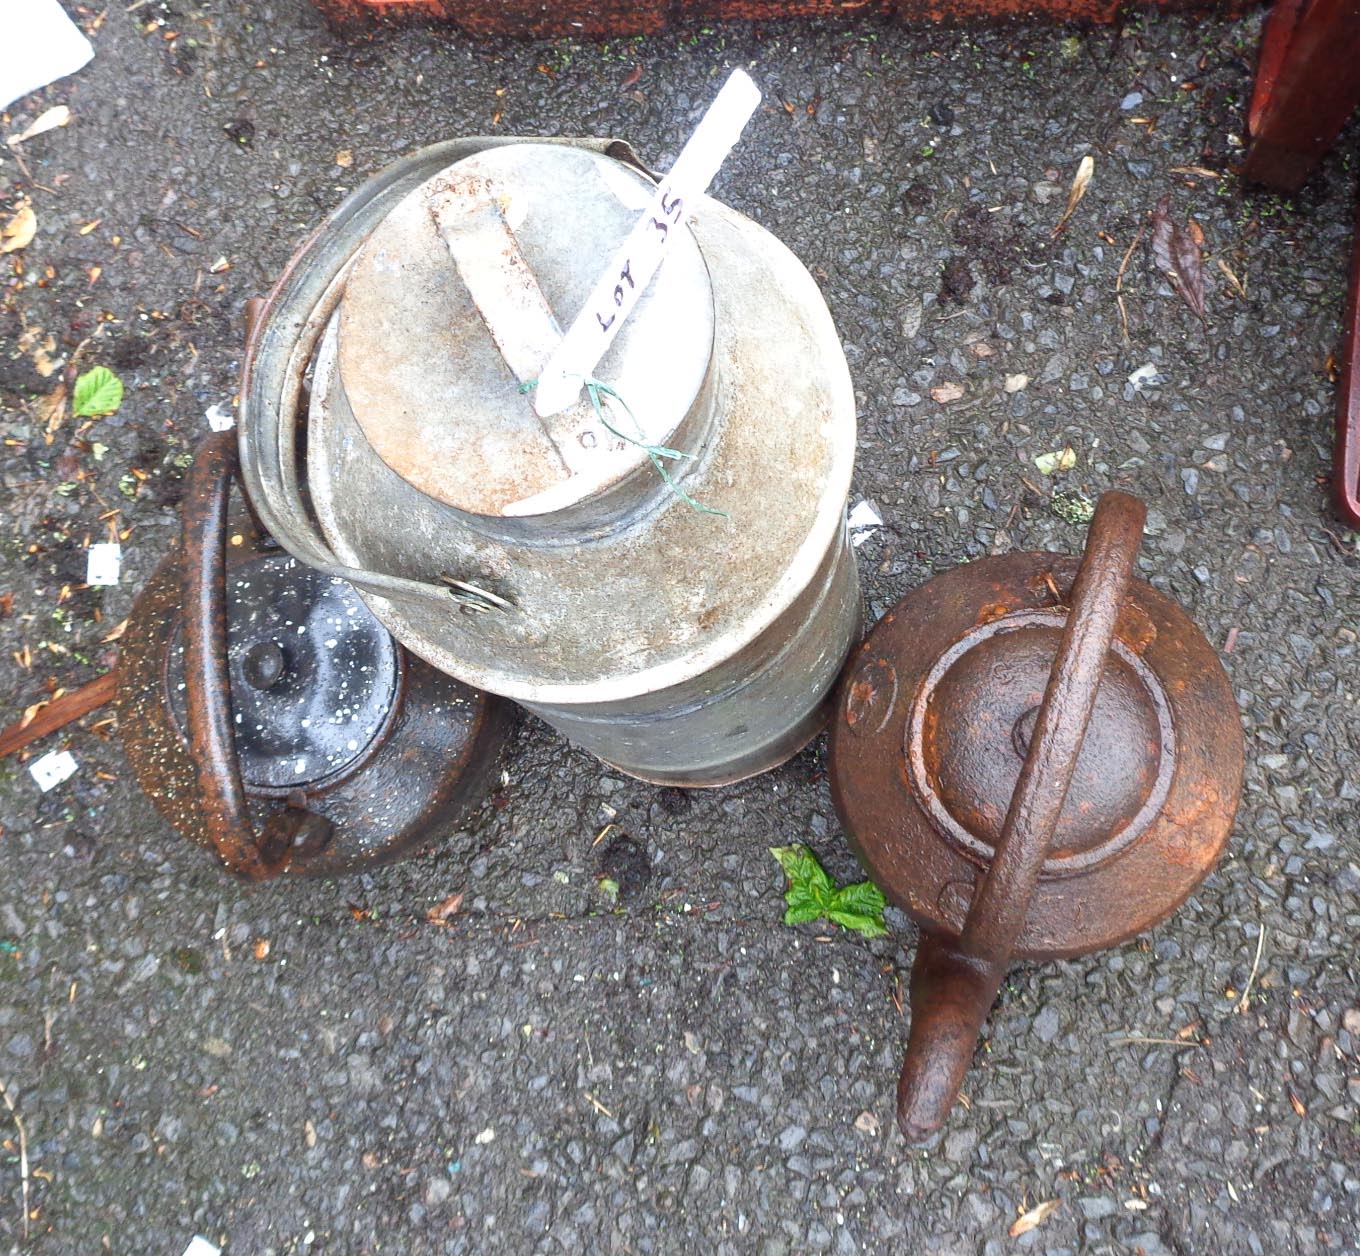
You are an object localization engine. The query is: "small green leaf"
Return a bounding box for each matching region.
[827,910,889,939]
[772,847,887,940]
[769,845,808,879]
[770,845,834,901]
[597,877,619,903]
[1051,489,1095,525]
[785,881,832,920]
[71,366,124,418]
[830,880,887,920]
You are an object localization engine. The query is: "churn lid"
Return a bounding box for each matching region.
[830,532,1245,960]
[335,143,716,519]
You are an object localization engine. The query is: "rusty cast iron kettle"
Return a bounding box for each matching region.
[115,429,511,880]
[829,491,1245,1141]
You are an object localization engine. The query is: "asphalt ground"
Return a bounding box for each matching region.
[1,3,1358,1254]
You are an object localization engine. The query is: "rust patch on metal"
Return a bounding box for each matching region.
[845,657,898,737]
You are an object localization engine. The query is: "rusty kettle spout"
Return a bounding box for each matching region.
[897,935,1007,1143]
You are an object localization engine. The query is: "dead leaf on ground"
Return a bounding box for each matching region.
[427,891,465,924]
[1,201,37,254]
[1010,1199,1061,1237]
[1035,447,1077,475]
[1051,154,1094,238]
[930,382,965,404]
[7,105,72,146]
[36,383,68,436]
[1150,194,1207,324]
[18,326,61,377]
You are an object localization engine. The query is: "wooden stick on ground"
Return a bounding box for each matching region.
[0,672,118,760]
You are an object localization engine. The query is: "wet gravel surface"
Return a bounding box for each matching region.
[2,4,1359,1254]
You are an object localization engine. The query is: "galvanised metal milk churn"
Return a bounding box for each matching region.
[238,106,859,785]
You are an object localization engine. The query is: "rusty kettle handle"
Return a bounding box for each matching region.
[896,490,1148,1141]
[180,429,333,882]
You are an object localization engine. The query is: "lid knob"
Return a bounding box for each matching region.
[242,640,286,691]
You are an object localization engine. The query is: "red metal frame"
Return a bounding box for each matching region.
[309,0,1256,35]
[1336,210,1360,528]
[1239,0,1360,528]
[1242,0,1360,193]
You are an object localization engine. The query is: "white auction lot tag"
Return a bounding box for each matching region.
[29,749,78,792]
[86,541,121,586]
[533,68,762,417]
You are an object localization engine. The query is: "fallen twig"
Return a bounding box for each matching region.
[1109,1035,1205,1049]
[1115,225,1144,342]
[1116,224,1145,290]
[1235,925,1267,1015]
[0,1074,30,1240]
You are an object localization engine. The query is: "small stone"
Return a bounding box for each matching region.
[899,297,923,340]
[1342,1009,1360,1036]
[1004,373,1028,393]
[943,1127,977,1163]
[425,1176,452,1207]
[1121,91,1145,110]
[777,1124,807,1153]
[1078,1195,1117,1219]
[853,1111,879,1136]
[1033,1006,1061,1043]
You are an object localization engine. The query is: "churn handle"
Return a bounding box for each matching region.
[180,430,333,882]
[896,490,1147,1141]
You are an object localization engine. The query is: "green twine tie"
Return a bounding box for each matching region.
[520,375,727,518]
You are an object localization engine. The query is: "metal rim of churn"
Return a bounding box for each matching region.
[116,430,511,880]
[828,490,1245,1139]
[237,136,860,786]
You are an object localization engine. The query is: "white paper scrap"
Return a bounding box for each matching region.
[30,749,78,793]
[1128,363,1163,391]
[847,499,884,547]
[1,0,94,111]
[86,541,121,586]
[182,1239,221,1256]
[205,402,235,432]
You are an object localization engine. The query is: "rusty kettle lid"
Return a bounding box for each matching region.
[830,498,1244,961]
[334,143,716,519]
